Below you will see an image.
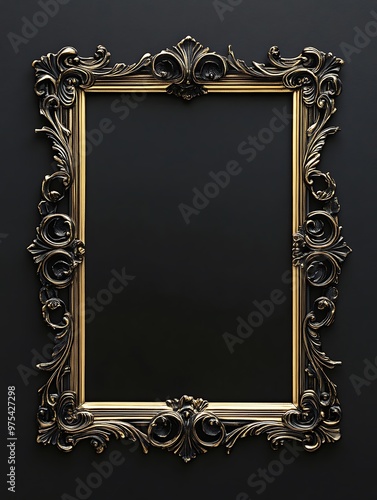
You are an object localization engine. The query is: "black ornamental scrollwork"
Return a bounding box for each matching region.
[29,37,350,459]
[148,396,226,462]
[152,36,227,100]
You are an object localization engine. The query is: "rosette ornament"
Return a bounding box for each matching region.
[28,213,84,289]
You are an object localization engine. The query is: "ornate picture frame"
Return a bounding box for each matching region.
[28,36,351,461]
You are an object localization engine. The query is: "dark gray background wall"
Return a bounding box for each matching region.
[2,1,376,499]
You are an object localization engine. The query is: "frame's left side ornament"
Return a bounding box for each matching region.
[28,46,152,453]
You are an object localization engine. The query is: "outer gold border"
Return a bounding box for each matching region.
[75,79,302,422]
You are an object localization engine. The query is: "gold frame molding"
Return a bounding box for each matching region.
[28,37,351,461]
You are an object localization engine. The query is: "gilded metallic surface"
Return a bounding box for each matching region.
[29,37,350,460]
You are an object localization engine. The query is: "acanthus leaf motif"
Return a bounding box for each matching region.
[148,396,225,462]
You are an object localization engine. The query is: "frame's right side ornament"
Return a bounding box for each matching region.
[225,45,352,452]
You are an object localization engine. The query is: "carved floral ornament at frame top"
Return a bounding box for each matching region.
[28,36,350,461]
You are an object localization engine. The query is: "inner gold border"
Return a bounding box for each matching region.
[71,79,306,422]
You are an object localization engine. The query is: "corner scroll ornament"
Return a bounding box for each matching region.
[38,391,150,454]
